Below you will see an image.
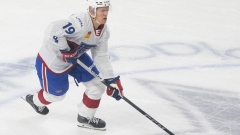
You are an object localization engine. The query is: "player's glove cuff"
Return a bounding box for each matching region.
[104,76,123,101]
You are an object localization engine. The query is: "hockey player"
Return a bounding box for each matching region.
[22,0,123,130]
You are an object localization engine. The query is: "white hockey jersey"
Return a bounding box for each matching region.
[38,11,114,79]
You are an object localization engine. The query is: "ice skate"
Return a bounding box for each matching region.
[22,94,49,115]
[77,115,106,131]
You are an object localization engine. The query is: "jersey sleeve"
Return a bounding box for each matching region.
[43,17,82,51]
[38,12,85,73]
[91,26,115,79]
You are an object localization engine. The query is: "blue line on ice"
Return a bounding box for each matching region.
[118,63,240,75]
[1,63,240,105]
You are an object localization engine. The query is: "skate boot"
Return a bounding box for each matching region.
[23,94,49,115]
[77,115,106,131]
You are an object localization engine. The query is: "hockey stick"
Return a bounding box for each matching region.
[77,59,175,135]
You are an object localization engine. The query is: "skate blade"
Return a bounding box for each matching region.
[77,124,106,131]
[21,95,49,115]
[21,96,26,101]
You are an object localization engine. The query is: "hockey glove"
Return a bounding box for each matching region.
[103,76,123,101]
[60,42,79,64]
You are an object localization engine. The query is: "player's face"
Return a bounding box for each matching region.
[96,7,109,24]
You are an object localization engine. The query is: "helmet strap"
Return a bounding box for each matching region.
[88,7,101,26]
[93,18,101,25]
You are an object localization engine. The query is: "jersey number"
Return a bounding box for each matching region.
[63,22,75,34]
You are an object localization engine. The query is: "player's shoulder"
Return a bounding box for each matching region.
[103,23,109,31]
[69,11,90,26]
[103,24,110,35]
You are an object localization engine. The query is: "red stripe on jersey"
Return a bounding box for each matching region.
[82,93,101,108]
[37,53,75,74]
[38,89,51,105]
[42,64,48,93]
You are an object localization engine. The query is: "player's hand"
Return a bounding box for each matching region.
[60,42,79,64]
[103,76,123,101]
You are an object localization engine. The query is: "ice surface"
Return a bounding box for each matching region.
[0,0,240,135]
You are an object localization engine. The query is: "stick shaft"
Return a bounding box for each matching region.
[76,60,175,135]
[122,96,175,135]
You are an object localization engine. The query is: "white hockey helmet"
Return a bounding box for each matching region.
[87,0,111,8]
[87,0,111,18]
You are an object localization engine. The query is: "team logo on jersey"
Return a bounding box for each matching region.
[84,31,91,39]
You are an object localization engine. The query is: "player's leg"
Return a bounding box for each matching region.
[78,77,106,129]
[24,56,69,115]
[69,53,106,129]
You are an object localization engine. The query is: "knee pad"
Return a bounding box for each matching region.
[43,91,66,102]
[82,77,105,100]
[33,90,66,106]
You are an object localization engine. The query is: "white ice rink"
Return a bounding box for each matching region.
[1,0,240,135]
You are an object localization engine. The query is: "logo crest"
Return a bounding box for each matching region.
[84,31,92,39]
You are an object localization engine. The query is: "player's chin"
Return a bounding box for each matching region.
[102,18,107,24]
